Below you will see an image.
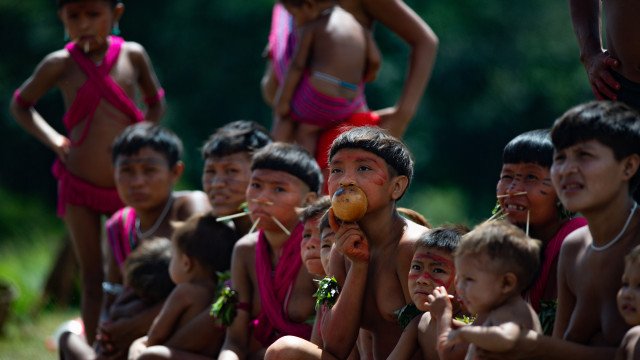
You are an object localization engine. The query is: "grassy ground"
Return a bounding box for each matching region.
[0,188,79,359]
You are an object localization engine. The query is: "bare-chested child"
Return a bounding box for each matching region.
[265,126,428,360]
[569,0,640,110]
[134,214,237,354]
[217,142,322,359]
[388,225,468,360]
[430,221,542,359]
[272,0,379,154]
[9,0,165,342]
[616,245,640,360]
[478,101,640,359]
[300,196,332,278]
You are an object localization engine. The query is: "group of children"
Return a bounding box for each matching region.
[8,0,640,360]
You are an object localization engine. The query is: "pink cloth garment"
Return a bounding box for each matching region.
[106,207,139,270]
[290,72,366,127]
[53,36,144,217]
[268,4,296,84]
[253,223,312,346]
[52,161,124,217]
[525,217,588,311]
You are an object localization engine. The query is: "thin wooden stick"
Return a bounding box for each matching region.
[248,217,261,234]
[496,191,528,199]
[251,199,274,206]
[526,210,530,237]
[271,216,291,236]
[216,211,249,222]
[486,208,505,222]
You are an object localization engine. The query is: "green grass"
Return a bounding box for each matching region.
[0,188,79,359]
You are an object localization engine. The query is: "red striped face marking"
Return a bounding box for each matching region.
[408,248,456,297]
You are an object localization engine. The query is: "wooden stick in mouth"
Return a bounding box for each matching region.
[271,216,291,236]
[216,211,250,222]
[496,191,528,199]
[248,217,261,234]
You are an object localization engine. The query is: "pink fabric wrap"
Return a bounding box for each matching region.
[290,72,366,127]
[106,207,139,270]
[268,4,295,83]
[53,161,124,217]
[63,35,144,147]
[253,223,312,346]
[526,217,588,311]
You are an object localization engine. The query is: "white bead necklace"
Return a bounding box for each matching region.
[590,202,638,251]
[135,196,174,239]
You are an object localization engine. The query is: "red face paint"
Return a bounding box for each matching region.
[409,252,456,290]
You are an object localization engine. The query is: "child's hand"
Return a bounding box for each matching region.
[53,135,71,163]
[334,222,369,263]
[426,286,453,320]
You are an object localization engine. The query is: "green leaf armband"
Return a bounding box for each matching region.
[314,276,340,310]
[210,285,238,327]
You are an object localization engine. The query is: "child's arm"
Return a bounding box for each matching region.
[274,26,314,118]
[145,284,193,346]
[10,51,71,161]
[218,242,254,360]
[128,42,166,123]
[552,241,576,339]
[321,223,369,359]
[386,316,420,360]
[363,0,438,138]
[568,0,619,101]
[427,287,456,357]
[446,322,521,353]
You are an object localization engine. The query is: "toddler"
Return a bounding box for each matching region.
[617,245,640,359]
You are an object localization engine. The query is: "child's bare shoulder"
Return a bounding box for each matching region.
[173,190,211,218]
[32,49,73,78]
[120,40,152,67]
[559,226,590,260]
[618,326,640,360]
[233,232,259,253]
[490,297,540,330]
[417,311,433,333]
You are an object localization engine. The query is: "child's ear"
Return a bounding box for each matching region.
[501,272,518,294]
[113,3,125,23]
[622,154,640,181]
[390,175,409,201]
[302,191,318,207]
[170,161,185,183]
[182,253,193,272]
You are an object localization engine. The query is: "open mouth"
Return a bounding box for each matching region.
[505,203,527,212]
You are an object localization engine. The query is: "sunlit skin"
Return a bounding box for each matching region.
[497,163,559,229]
[246,169,313,235]
[114,147,181,214]
[454,254,510,316]
[169,241,190,285]
[301,217,325,277]
[320,227,335,274]
[551,139,631,214]
[618,260,640,326]
[408,247,455,312]
[58,1,124,57]
[202,152,252,217]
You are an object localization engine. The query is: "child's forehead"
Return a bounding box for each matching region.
[116,147,169,166]
[251,168,306,187]
[501,162,549,174]
[206,151,252,165]
[413,247,453,264]
[61,0,113,11]
[330,148,386,166]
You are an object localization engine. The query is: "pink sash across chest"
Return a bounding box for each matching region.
[253,223,312,346]
[64,35,144,146]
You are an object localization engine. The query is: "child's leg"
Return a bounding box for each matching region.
[64,204,104,345]
[295,123,322,156]
[58,331,96,360]
[271,115,296,143]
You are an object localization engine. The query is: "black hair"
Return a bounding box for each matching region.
[173,214,238,280]
[551,101,640,192]
[112,123,183,167]
[329,127,414,198]
[300,196,331,223]
[503,129,553,168]
[124,237,175,304]
[251,142,323,194]
[57,0,120,8]
[416,224,469,253]
[202,120,271,159]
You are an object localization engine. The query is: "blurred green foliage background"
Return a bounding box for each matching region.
[0,0,594,227]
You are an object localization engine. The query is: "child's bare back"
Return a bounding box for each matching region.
[556,221,639,345]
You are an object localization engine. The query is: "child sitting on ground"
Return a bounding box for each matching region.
[218,142,322,359]
[300,196,331,278]
[140,214,237,351]
[431,221,542,359]
[617,245,640,359]
[388,225,468,360]
[10,0,165,342]
[272,0,379,155]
